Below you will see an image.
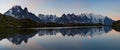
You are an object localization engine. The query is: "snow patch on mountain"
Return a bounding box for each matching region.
[4,5,41,22]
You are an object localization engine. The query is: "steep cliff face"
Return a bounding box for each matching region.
[4,5,41,22]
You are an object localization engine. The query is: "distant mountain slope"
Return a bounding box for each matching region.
[38,13,114,25]
[56,13,114,25]
[38,14,58,23]
[4,5,42,22]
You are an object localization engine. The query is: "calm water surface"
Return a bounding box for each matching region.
[0,27,120,50]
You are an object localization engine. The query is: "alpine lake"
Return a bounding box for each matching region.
[0,26,120,50]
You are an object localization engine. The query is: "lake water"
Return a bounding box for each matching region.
[0,27,120,50]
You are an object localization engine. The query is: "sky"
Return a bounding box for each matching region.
[0,0,120,20]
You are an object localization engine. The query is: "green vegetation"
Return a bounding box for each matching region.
[0,13,22,27]
[0,13,41,28]
[112,20,120,32]
[112,20,120,27]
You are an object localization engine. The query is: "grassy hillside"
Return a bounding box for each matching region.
[0,13,22,27]
[0,13,41,28]
[112,20,120,31]
[112,20,120,27]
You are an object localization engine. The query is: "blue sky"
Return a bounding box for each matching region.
[0,0,120,20]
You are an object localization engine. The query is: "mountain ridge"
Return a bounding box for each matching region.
[4,5,114,26]
[4,5,42,22]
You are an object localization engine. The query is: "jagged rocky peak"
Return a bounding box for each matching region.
[4,5,42,22]
[38,14,45,17]
[62,14,66,16]
[5,5,23,15]
[57,13,114,24]
[24,7,28,12]
[4,5,29,14]
[38,14,58,23]
[80,13,105,18]
[12,5,22,9]
[12,5,24,13]
[12,5,29,12]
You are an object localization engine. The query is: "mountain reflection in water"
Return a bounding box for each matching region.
[0,27,112,45]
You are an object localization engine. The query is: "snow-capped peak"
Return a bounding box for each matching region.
[79,13,105,19]
[57,13,114,24]
[4,5,42,22]
[38,14,58,23]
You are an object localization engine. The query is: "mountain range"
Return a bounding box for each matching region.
[4,6,42,22]
[4,5,114,26]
